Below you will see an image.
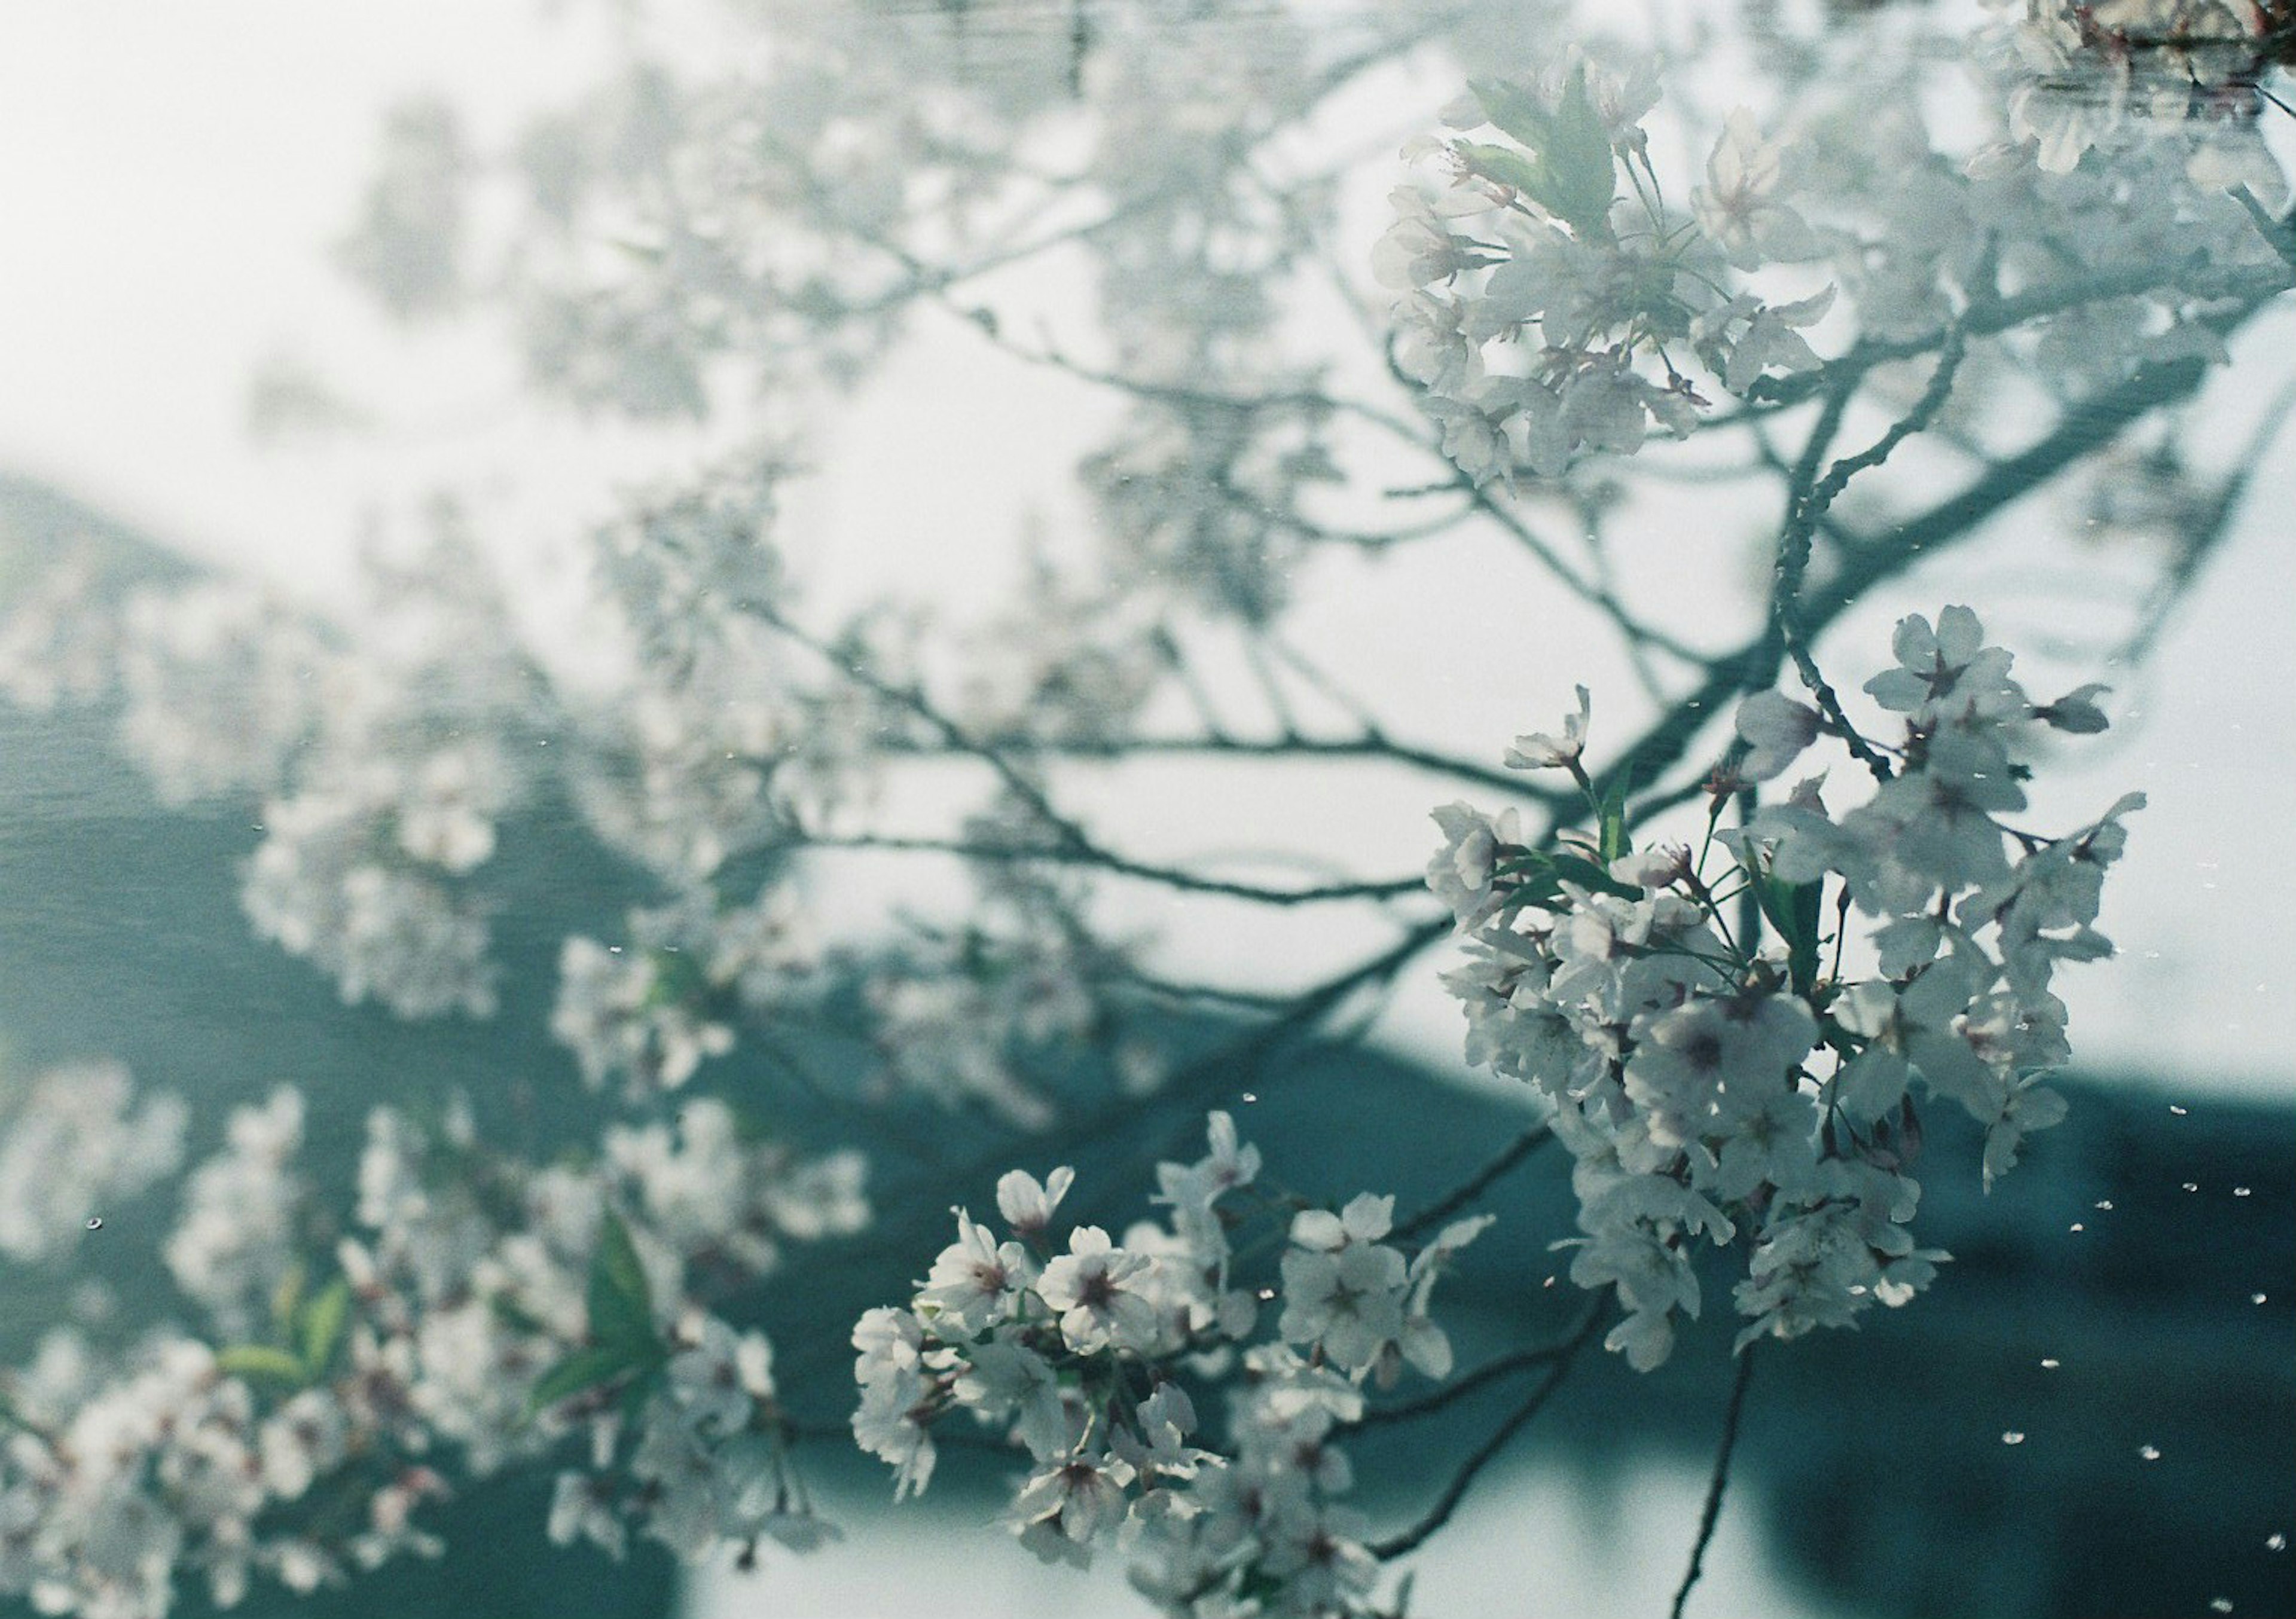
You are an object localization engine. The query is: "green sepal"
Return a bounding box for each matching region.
[0,1393,42,1437]
[270,1263,307,1340]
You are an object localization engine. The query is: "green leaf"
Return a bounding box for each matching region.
[1547,852,1639,900]
[270,1263,307,1340]
[640,948,709,1012]
[217,1345,312,1387]
[1596,775,1634,865]
[1464,73,1617,238]
[1454,141,1553,203]
[488,1290,549,1336]
[297,1278,353,1379]
[1755,870,1824,995]
[616,1360,667,1426]
[526,1344,644,1416]
[1541,67,1620,238]
[1469,78,1558,150]
[587,1211,658,1355]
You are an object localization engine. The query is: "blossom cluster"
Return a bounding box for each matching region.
[0,1064,185,1265]
[1382,25,2290,485]
[0,542,538,1023]
[853,1114,1488,1617]
[1433,607,2138,1366]
[1376,61,1833,483]
[0,1076,865,1618]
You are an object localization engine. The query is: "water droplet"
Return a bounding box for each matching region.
[84,1217,102,1231]
[1239,1092,1257,1104]
[2138,1444,2161,1461]
[1256,1287,1275,1302]
[2095,1199,2114,1211]
[2001,1431,2025,1446]
[2182,1182,2200,1193]
[2069,1223,2085,1232]
[2252,1293,2268,1305]
[2039,1358,2060,1369]
[2267,1532,2286,1551]
[2234,1186,2252,1198]
[2209,1600,2233,1614]
[1542,1275,1556,1288]
[2170,1104,2188,1116]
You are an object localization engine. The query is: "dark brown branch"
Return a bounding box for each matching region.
[1355,1316,1590,1430]
[1367,1303,1605,1560]
[1391,1123,1553,1244]
[803,831,1428,908]
[1669,1345,1759,1619]
[1747,258,2292,409]
[1592,350,2224,815]
[1773,319,1971,781]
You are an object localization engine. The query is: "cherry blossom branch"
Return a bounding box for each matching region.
[1366,1303,1607,1560]
[2115,371,2296,662]
[802,830,1429,908]
[1745,256,2294,409]
[941,731,1567,805]
[1772,318,1972,781]
[1390,1123,1553,1244]
[1668,1345,1760,1619]
[1354,1313,1592,1429]
[1595,348,2227,813]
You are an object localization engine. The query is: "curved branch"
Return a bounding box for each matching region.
[1367,1303,1605,1560]
[1391,1123,1553,1244]
[1355,1315,1590,1430]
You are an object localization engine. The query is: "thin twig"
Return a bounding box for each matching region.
[1367,1303,1605,1560]
[875,729,1568,807]
[1593,350,2222,818]
[1355,1318,1589,1429]
[1669,1345,1758,1619]
[1774,319,1971,782]
[804,830,1428,908]
[1391,1124,1553,1243]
